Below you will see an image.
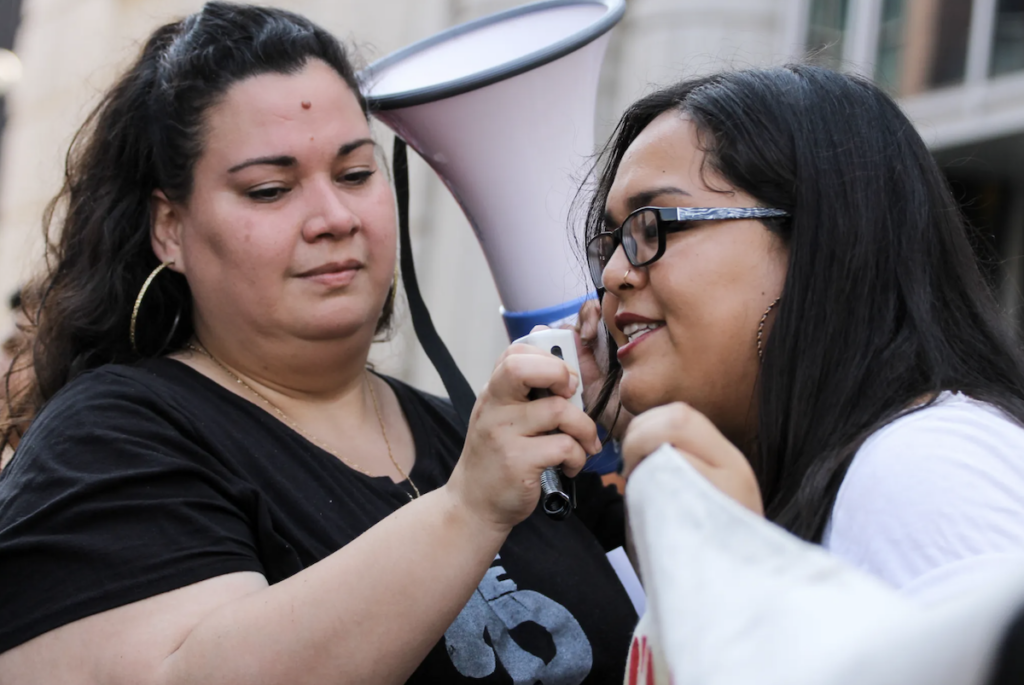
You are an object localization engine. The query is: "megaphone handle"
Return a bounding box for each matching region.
[527,386,576,521]
[540,466,575,521]
[393,138,477,429]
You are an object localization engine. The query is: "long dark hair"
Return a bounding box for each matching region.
[0,2,386,452]
[585,65,1024,541]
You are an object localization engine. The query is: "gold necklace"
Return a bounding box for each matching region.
[365,373,421,498]
[187,342,420,499]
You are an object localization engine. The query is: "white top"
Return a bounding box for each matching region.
[823,392,1024,603]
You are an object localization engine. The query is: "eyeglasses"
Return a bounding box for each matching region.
[586,206,791,289]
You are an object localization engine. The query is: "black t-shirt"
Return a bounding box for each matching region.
[0,359,637,683]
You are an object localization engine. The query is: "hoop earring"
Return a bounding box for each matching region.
[757,297,781,362]
[130,260,175,354]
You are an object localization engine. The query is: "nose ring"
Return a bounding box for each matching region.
[621,268,632,287]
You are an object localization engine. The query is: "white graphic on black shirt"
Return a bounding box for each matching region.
[444,559,593,684]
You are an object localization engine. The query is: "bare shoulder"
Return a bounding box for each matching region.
[0,572,266,685]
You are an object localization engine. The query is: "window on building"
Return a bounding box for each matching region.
[992,0,1024,76]
[930,0,974,87]
[875,0,907,91]
[806,0,849,69]
[873,0,975,96]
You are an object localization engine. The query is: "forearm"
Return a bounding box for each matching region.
[157,486,508,685]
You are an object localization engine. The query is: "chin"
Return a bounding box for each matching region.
[299,303,385,336]
[291,317,375,342]
[618,371,666,415]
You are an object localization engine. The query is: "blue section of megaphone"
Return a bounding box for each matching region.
[501,293,598,341]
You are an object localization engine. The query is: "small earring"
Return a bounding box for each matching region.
[130,260,175,354]
[757,297,781,362]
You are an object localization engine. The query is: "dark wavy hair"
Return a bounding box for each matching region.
[0,2,391,452]
[585,65,1024,541]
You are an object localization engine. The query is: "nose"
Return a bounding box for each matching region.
[300,178,360,243]
[602,244,645,293]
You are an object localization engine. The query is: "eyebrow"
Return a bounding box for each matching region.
[228,155,296,174]
[338,138,375,157]
[227,138,376,174]
[603,186,691,228]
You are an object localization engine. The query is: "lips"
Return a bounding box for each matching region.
[614,312,665,361]
[621,321,664,344]
[296,260,362,278]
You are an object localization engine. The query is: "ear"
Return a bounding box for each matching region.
[150,190,186,273]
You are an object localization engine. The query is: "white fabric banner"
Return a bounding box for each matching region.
[625,444,1024,685]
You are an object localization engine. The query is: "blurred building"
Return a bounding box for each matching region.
[805,0,1024,325]
[0,0,1021,395]
[0,0,21,214]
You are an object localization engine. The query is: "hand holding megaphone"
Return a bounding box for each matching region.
[514,328,586,520]
[448,332,600,532]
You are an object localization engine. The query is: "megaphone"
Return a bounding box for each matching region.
[362,0,625,340]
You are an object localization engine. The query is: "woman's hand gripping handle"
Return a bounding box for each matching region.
[515,329,586,520]
[447,332,601,533]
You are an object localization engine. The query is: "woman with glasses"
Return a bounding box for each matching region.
[581,64,1024,617]
[0,4,638,683]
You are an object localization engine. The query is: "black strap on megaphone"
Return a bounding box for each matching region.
[393,137,477,430]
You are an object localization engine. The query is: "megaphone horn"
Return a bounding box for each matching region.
[362,0,626,341]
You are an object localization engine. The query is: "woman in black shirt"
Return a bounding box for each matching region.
[0,3,636,683]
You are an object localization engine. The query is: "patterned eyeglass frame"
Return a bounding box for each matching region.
[587,205,791,289]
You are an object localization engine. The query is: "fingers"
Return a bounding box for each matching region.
[454,337,602,529]
[493,339,550,368]
[478,392,600,455]
[620,406,672,477]
[529,433,589,478]
[620,402,734,478]
[620,402,764,515]
[488,345,580,403]
[576,299,601,348]
[479,345,601,454]
[520,395,601,454]
[654,403,736,469]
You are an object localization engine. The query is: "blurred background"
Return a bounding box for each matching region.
[0,0,1021,395]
